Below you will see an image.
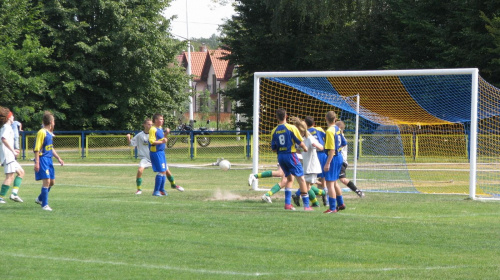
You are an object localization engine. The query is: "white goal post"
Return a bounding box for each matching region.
[249,68,500,201]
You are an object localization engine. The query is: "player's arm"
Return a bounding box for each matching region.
[270,128,278,152]
[33,130,45,172]
[324,128,335,171]
[52,148,64,166]
[312,139,324,151]
[148,127,166,145]
[324,149,335,172]
[290,125,308,152]
[340,134,347,148]
[127,133,138,146]
[1,136,18,156]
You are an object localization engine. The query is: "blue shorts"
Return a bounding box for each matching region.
[35,157,55,181]
[277,153,304,177]
[150,151,167,172]
[317,152,327,178]
[324,154,343,181]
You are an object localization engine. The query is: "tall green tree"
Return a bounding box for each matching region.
[34,0,189,130]
[221,0,500,122]
[0,0,54,129]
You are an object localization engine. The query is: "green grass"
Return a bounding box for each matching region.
[0,163,499,279]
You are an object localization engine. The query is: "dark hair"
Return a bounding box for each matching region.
[143,118,152,124]
[152,113,163,122]
[305,116,314,127]
[276,108,286,121]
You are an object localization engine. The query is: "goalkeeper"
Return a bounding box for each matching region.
[336,121,364,198]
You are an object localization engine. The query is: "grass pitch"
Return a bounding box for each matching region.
[0,162,499,279]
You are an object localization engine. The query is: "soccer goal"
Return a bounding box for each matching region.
[251,68,500,200]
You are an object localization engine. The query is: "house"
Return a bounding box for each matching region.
[177,45,235,124]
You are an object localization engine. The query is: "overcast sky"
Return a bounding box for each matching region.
[163,0,236,39]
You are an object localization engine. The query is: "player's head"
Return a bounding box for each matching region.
[305,116,314,128]
[152,113,164,126]
[292,117,308,137]
[0,106,12,125]
[336,120,345,132]
[42,111,55,129]
[325,111,337,125]
[276,108,286,122]
[42,111,54,125]
[143,118,152,131]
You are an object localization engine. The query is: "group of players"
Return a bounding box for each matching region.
[0,108,184,211]
[1,106,361,213]
[248,108,364,213]
[0,107,64,211]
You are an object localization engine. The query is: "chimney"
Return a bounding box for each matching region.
[199,43,207,52]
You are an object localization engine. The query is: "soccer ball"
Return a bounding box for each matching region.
[219,160,231,171]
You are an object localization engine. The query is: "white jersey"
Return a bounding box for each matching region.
[0,123,15,165]
[130,131,150,160]
[302,135,322,175]
[340,133,348,164]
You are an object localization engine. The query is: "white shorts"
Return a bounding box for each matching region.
[3,161,22,174]
[304,173,318,184]
[138,158,152,169]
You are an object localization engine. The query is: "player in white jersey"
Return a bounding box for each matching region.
[127,119,153,194]
[0,108,25,203]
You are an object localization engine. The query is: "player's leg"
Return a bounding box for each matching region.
[283,175,295,210]
[296,175,312,210]
[150,153,166,196]
[261,175,285,203]
[323,180,337,213]
[166,169,184,192]
[135,167,144,194]
[9,163,24,202]
[249,166,283,186]
[0,171,15,203]
[334,180,345,210]
[340,177,364,198]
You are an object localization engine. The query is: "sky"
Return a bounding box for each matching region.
[163,0,236,39]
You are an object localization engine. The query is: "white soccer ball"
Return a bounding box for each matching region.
[219,159,231,171]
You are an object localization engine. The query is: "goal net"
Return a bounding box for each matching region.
[252,69,500,200]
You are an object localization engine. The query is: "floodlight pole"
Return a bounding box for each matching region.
[186,0,194,125]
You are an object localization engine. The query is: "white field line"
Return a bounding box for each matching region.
[3,253,474,276]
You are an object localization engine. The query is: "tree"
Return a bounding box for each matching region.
[220,0,500,123]
[35,0,191,130]
[0,0,54,129]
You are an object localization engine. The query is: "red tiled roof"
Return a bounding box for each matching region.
[182,52,208,81]
[208,49,232,80]
[180,48,233,82]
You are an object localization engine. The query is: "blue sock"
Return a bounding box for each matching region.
[301,195,310,207]
[160,175,166,192]
[41,187,49,207]
[38,187,43,201]
[336,195,344,206]
[284,188,292,205]
[328,196,337,211]
[295,189,300,196]
[154,175,162,192]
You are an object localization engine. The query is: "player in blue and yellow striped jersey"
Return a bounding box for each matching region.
[271,108,311,211]
[148,113,184,196]
[323,111,347,213]
[149,113,168,196]
[34,111,64,211]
